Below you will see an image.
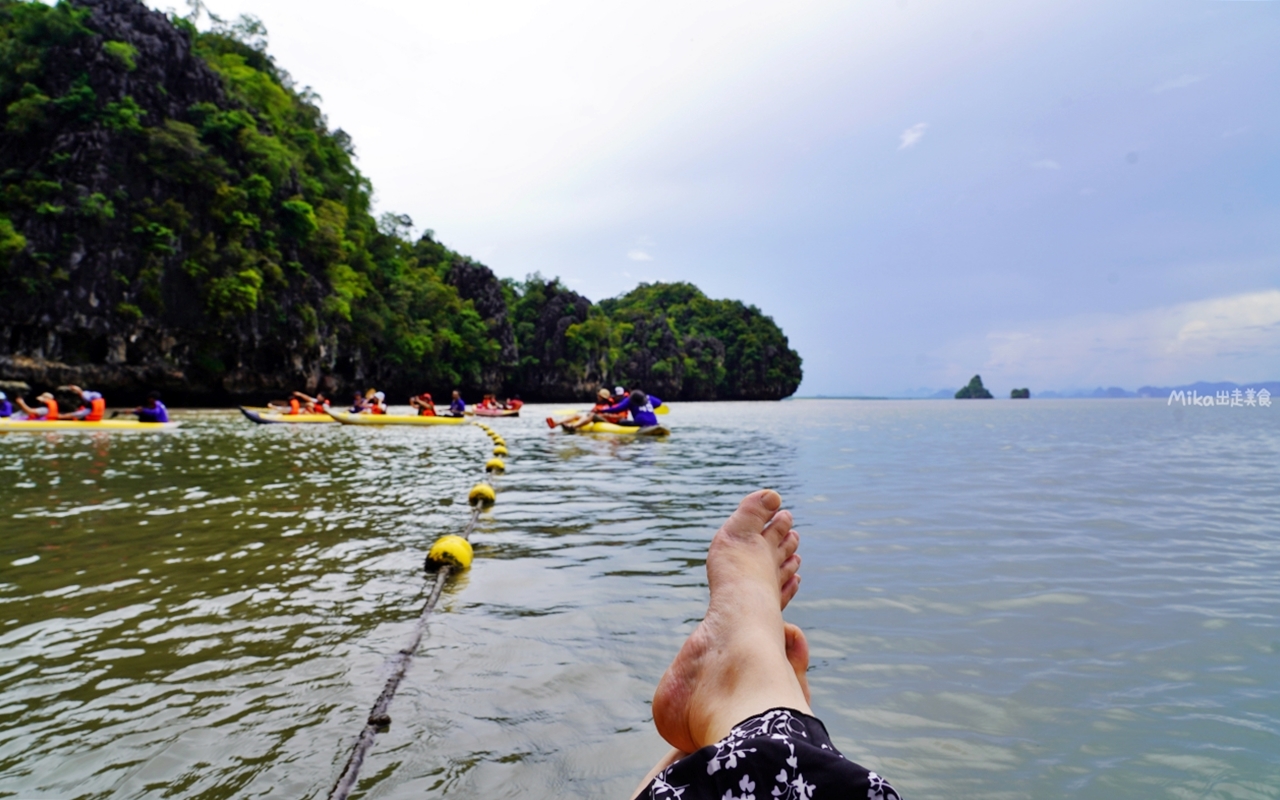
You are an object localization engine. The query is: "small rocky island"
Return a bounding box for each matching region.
[1010,388,1030,399]
[954,375,994,399]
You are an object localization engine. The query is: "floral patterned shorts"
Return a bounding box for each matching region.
[636,708,901,800]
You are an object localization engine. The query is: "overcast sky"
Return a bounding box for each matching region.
[148,0,1280,396]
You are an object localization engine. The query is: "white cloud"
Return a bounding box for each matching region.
[976,290,1280,387]
[627,249,654,262]
[1153,73,1206,93]
[898,122,928,150]
[1031,158,1061,170]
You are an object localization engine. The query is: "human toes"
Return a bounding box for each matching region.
[778,528,799,563]
[780,571,801,609]
[716,491,792,551]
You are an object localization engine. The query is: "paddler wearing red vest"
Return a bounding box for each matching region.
[64,385,107,421]
[14,391,59,420]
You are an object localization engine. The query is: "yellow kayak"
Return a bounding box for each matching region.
[567,422,670,436]
[327,410,467,426]
[240,406,336,424]
[0,418,180,432]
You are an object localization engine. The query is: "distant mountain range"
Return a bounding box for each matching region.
[804,381,1280,400]
[1037,381,1280,399]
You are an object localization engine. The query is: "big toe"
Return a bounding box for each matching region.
[721,490,788,544]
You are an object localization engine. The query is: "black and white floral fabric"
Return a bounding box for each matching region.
[637,708,901,800]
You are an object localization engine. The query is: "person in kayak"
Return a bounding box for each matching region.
[597,388,663,428]
[289,391,330,414]
[14,392,58,420]
[130,391,169,423]
[476,393,498,410]
[267,397,300,414]
[63,385,107,421]
[0,391,12,417]
[631,490,900,800]
[367,391,388,415]
[445,390,466,417]
[555,388,629,430]
[409,392,437,416]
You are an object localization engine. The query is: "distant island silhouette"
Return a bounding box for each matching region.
[954,375,994,399]
[797,380,1280,400]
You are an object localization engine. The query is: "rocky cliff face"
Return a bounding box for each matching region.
[2,0,218,398]
[444,257,516,391]
[506,277,595,401]
[0,0,343,403]
[0,0,803,404]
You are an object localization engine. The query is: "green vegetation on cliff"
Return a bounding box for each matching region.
[0,0,801,401]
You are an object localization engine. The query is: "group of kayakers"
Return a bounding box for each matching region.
[553,385,664,430]
[0,385,169,423]
[265,388,524,418]
[404,389,466,417]
[0,382,656,428]
[404,390,522,417]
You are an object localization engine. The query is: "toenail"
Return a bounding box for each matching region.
[760,490,782,511]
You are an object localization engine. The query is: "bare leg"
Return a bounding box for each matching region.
[651,490,810,755]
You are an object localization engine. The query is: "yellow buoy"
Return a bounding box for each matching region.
[492,438,506,447]
[426,534,474,571]
[492,445,508,456]
[485,458,506,473]
[468,483,496,506]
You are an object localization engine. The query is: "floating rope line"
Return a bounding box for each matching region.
[328,422,507,800]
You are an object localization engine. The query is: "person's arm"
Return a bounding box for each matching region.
[15,398,42,416]
[63,407,91,420]
[600,397,631,414]
[650,395,663,409]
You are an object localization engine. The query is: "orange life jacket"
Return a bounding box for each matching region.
[45,399,59,419]
[84,397,105,421]
[290,398,301,415]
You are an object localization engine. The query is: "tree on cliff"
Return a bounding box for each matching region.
[0,0,498,398]
[0,0,802,402]
[955,375,994,399]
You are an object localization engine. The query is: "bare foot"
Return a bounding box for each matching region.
[652,490,812,754]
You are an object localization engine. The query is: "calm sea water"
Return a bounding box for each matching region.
[1,400,1277,799]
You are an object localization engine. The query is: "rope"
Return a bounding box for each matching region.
[328,425,501,800]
